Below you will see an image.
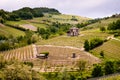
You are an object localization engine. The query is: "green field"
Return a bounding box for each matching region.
[0,24,25,37]
[37,29,110,48]
[5,14,90,31]
[91,39,120,60]
[82,18,120,30]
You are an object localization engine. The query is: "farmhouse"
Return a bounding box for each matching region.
[67,27,79,36]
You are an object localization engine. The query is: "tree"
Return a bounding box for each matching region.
[58,68,70,80]
[84,40,90,51]
[100,51,104,58]
[1,60,44,80]
[37,28,46,35]
[92,64,103,77]
[100,26,106,32]
[90,38,103,50]
[104,60,115,75]
[107,20,120,30]
[76,60,87,80]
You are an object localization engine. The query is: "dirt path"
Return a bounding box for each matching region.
[107,35,120,42]
[32,44,37,58]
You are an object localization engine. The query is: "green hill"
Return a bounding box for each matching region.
[82,18,120,30]
[91,39,120,60]
[4,14,90,31]
[0,23,25,37]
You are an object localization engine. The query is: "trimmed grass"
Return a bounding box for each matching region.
[91,39,120,60]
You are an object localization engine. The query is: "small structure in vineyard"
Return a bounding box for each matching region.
[67,27,79,36]
[72,53,76,58]
[36,52,49,59]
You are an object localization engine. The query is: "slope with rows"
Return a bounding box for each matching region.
[0,45,34,61]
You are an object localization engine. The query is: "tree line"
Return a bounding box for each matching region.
[0,30,39,51]
[0,7,60,23]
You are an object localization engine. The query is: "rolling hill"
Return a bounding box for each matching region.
[0,23,25,37]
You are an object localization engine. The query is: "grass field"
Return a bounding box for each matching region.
[37,29,110,48]
[91,39,120,60]
[0,24,25,37]
[82,18,120,30]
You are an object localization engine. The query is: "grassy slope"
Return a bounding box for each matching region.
[83,18,120,30]
[5,14,90,30]
[51,14,90,24]
[91,39,120,60]
[37,29,110,48]
[0,24,25,37]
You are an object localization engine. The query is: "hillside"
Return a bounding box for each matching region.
[91,39,120,60]
[37,29,110,48]
[0,23,25,37]
[4,14,90,32]
[82,18,120,30]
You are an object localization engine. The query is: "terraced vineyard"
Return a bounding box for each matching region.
[91,39,120,60]
[0,44,101,72]
[0,45,34,61]
[34,45,100,67]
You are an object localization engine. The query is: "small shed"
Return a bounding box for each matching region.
[67,27,79,36]
[36,52,49,59]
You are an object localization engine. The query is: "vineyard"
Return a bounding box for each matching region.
[32,45,101,72]
[0,44,101,72]
[91,39,120,60]
[0,45,34,61]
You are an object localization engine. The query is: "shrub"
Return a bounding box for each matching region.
[100,51,104,58]
[84,40,90,51]
[92,64,103,77]
[90,38,103,50]
[104,60,116,75]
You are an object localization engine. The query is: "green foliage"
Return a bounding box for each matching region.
[0,41,11,51]
[23,61,34,67]
[0,56,44,80]
[0,35,7,40]
[84,38,104,51]
[104,60,116,75]
[76,60,86,72]
[107,20,120,30]
[84,40,90,51]
[0,17,5,23]
[71,16,78,21]
[100,26,106,32]
[92,64,103,77]
[100,51,104,58]
[8,13,20,21]
[90,38,103,50]
[0,55,7,69]
[58,68,70,80]
[0,30,38,51]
